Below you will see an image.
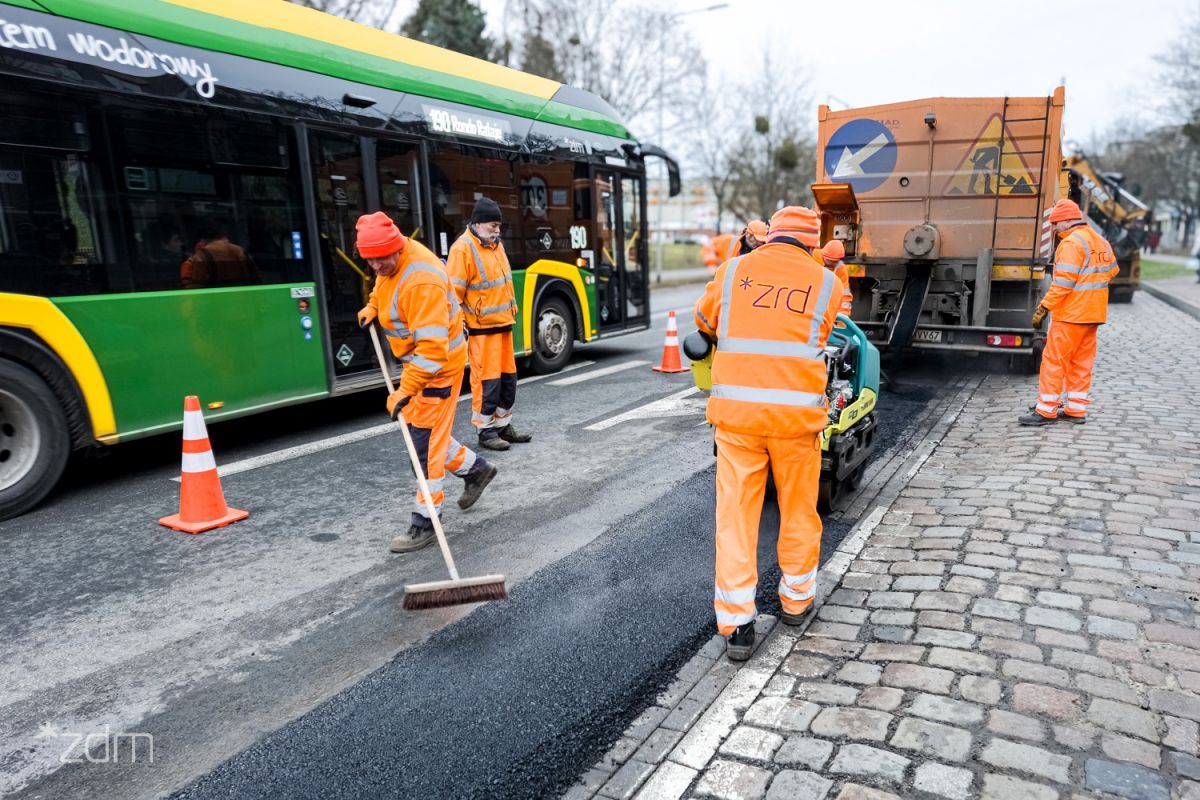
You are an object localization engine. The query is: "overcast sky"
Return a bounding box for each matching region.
[444,0,1193,143]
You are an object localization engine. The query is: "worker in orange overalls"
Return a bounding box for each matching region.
[694,206,843,660]
[817,240,854,317]
[355,212,497,553]
[446,197,531,452]
[1019,199,1119,426]
[735,220,768,256]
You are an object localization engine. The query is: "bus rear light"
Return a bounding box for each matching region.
[986,335,1023,347]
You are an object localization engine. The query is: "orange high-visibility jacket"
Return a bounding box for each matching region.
[695,243,842,438]
[832,260,853,315]
[704,233,736,268]
[1041,225,1119,324]
[446,229,517,332]
[367,238,467,398]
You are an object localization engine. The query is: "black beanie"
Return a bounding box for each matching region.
[470,197,502,225]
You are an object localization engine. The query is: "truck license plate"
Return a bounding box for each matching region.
[913,329,943,343]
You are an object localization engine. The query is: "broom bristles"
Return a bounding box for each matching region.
[402,578,508,610]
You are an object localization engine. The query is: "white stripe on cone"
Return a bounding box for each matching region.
[183,409,208,440]
[182,450,218,473]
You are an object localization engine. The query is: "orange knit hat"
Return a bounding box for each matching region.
[767,206,820,247]
[355,211,406,258]
[1047,198,1083,224]
[745,219,768,243]
[820,240,846,261]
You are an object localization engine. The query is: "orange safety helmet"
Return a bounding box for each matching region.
[1047,198,1083,224]
[767,206,820,247]
[820,240,846,262]
[355,211,406,258]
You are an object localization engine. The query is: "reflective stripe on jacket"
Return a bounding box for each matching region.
[694,243,842,437]
[367,238,467,397]
[833,260,853,316]
[446,229,517,331]
[1041,225,1119,324]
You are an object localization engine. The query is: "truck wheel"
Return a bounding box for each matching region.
[530,295,574,374]
[0,360,71,520]
[1109,287,1135,304]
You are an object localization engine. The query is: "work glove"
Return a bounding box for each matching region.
[386,390,411,420]
[1031,305,1048,330]
[357,305,377,329]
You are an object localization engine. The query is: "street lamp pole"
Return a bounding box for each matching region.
[654,2,729,286]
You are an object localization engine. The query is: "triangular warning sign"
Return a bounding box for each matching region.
[944,115,1037,196]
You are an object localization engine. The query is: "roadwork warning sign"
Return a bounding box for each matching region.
[945,115,1036,196]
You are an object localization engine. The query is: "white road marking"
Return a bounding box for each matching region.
[173,359,599,481]
[547,360,651,386]
[584,387,704,431]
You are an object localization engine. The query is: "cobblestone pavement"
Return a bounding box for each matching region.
[567,295,1200,800]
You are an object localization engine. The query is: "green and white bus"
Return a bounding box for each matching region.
[0,0,680,519]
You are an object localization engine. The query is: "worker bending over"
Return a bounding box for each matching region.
[446,197,531,452]
[1019,199,1119,426]
[356,212,498,553]
[695,206,843,661]
[817,240,854,317]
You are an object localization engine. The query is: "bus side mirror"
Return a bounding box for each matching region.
[683,331,713,360]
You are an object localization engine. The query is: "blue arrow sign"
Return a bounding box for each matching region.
[824,119,897,194]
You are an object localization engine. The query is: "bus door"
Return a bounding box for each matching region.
[308,130,374,377]
[593,169,649,332]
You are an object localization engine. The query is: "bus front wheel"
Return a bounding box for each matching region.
[0,360,71,521]
[530,295,574,374]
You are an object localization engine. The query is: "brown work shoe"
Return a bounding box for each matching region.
[389,524,435,553]
[458,463,498,510]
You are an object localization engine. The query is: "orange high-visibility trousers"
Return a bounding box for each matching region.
[404,368,487,526]
[714,428,822,635]
[1035,320,1099,419]
[469,331,518,430]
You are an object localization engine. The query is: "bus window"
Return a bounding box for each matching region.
[516,159,582,268]
[620,175,647,321]
[107,102,308,291]
[428,143,519,263]
[0,88,113,297]
[376,140,424,247]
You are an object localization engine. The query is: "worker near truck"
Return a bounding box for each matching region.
[694,206,842,661]
[355,211,498,553]
[1019,199,1119,426]
[818,240,854,316]
[702,221,767,268]
[446,197,532,452]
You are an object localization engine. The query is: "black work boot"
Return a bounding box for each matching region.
[390,523,435,553]
[497,424,532,444]
[478,429,510,451]
[458,461,498,510]
[1057,410,1086,425]
[781,605,815,627]
[1018,411,1055,426]
[726,621,755,662]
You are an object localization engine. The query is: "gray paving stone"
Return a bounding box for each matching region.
[872,625,914,643]
[1087,615,1138,640]
[1172,751,1200,780]
[913,628,976,649]
[860,643,924,662]
[774,735,834,770]
[1164,716,1200,754]
[914,762,974,800]
[764,770,833,800]
[828,743,910,782]
[858,686,905,711]
[792,682,861,705]
[1087,698,1160,742]
[1036,591,1084,610]
[889,717,972,762]
[988,709,1046,741]
[981,774,1059,800]
[1012,682,1081,720]
[1101,733,1160,769]
[907,692,984,725]
[927,646,996,674]
[1084,757,1170,800]
[981,738,1071,783]
[636,727,685,765]
[782,655,836,678]
[632,761,697,800]
[1026,606,1083,632]
[743,697,820,733]
[694,759,772,800]
[973,598,1022,620]
[1149,689,1200,723]
[718,726,784,761]
[835,661,882,685]
[599,758,656,800]
[1003,659,1071,687]
[809,707,892,742]
[881,663,954,693]
[832,784,901,800]
[954,677,999,707]
[817,605,870,625]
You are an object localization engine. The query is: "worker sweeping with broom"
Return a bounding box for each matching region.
[355,211,498,555]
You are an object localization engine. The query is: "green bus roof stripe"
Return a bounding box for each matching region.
[27,0,631,139]
[3,0,49,9]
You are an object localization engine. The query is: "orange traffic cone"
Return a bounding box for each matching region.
[159,396,248,534]
[652,310,690,373]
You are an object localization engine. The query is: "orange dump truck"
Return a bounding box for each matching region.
[812,88,1066,370]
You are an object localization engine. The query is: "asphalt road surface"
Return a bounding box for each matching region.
[2,282,950,799]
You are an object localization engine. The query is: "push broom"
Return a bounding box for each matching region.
[368,324,507,610]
